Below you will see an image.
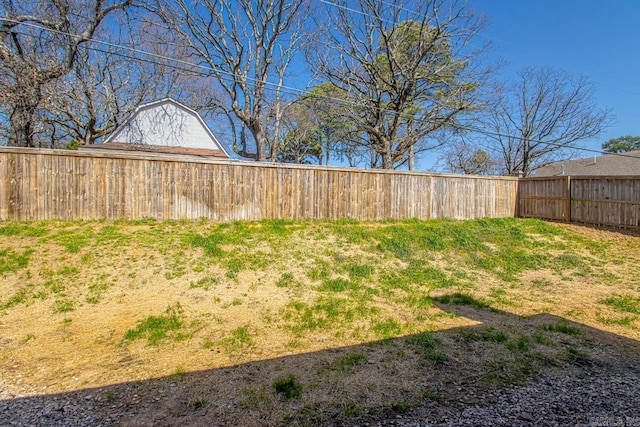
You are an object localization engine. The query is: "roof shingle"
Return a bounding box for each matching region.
[534,151,640,177]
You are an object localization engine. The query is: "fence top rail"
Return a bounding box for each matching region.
[523,175,640,181]
[520,176,570,181]
[0,146,519,181]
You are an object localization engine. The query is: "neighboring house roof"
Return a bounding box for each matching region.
[533,150,640,177]
[100,98,228,158]
[80,142,229,158]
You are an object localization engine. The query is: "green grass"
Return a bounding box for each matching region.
[277,272,295,288]
[532,331,554,346]
[403,264,459,289]
[405,332,447,365]
[597,315,636,327]
[121,303,184,346]
[317,278,360,293]
[433,293,489,309]
[282,296,373,336]
[189,233,225,256]
[2,287,31,309]
[345,263,374,279]
[86,277,111,304]
[542,321,580,335]
[515,335,529,352]
[191,275,220,291]
[0,224,49,237]
[308,260,331,281]
[190,398,208,410]
[463,327,508,343]
[273,374,302,400]
[43,278,65,294]
[600,295,640,314]
[53,299,74,314]
[372,318,402,339]
[0,247,34,275]
[222,326,255,352]
[47,228,94,253]
[333,352,367,372]
[488,288,513,306]
[95,225,132,246]
[566,347,591,365]
[551,253,591,276]
[406,331,435,350]
[174,366,187,381]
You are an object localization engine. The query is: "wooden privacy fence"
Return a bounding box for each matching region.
[519,176,640,228]
[0,147,518,222]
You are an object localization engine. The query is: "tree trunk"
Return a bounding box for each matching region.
[522,139,531,177]
[251,125,268,162]
[8,102,38,147]
[408,145,415,171]
[84,117,98,145]
[380,136,394,169]
[381,149,394,169]
[7,80,42,147]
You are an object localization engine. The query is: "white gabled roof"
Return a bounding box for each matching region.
[105,98,229,157]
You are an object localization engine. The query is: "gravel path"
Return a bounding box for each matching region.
[376,373,640,427]
[2,371,639,427]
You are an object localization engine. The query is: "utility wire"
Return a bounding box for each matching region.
[1,16,638,162]
[0,17,309,97]
[1,17,477,116]
[328,0,640,95]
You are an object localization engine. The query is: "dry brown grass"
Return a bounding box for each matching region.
[1,218,639,425]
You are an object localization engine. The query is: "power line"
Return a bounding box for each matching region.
[321,0,640,96]
[2,17,478,117]
[1,16,637,163]
[458,124,640,161]
[0,17,310,97]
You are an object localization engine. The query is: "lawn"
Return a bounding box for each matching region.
[1,217,639,425]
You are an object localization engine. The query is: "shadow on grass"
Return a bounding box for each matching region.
[2,296,640,426]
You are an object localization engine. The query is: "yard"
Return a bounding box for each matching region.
[1,217,639,425]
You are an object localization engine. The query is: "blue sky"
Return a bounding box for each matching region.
[304,0,640,171]
[468,0,640,154]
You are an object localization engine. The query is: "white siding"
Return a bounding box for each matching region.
[106,99,226,153]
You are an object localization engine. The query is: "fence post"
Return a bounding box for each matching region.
[564,175,571,222]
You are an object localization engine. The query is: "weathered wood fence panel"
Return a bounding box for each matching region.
[571,177,640,228]
[519,176,640,228]
[518,177,570,221]
[0,148,518,222]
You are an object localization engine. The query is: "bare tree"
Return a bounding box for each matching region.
[44,16,196,147]
[440,136,495,175]
[44,48,147,146]
[152,0,307,161]
[0,0,133,147]
[307,0,490,169]
[485,67,614,176]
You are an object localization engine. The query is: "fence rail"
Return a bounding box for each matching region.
[3,148,637,228]
[518,176,640,228]
[0,148,518,222]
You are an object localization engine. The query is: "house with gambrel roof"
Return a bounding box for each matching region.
[84,98,229,158]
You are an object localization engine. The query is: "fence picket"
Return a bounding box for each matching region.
[0,147,518,222]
